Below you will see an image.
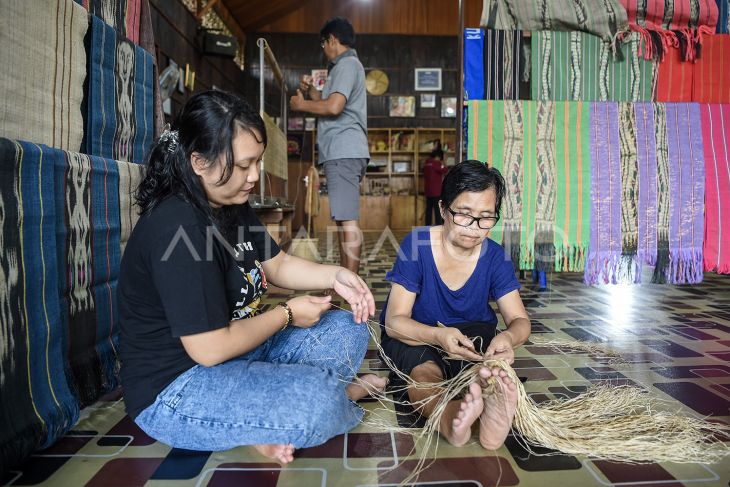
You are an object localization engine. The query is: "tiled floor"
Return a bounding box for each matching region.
[4,231,730,486]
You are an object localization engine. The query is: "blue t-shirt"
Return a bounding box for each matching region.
[380,227,520,328]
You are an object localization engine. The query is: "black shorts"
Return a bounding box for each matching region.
[380,321,498,382]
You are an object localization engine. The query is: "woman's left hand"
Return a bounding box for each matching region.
[332,268,376,324]
[485,331,515,364]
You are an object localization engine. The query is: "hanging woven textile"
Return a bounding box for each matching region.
[483,30,526,100]
[55,149,125,407]
[653,103,706,284]
[585,103,622,284]
[532,102,558,272]
[75,0,142,44]
[717,0,730,32]
[118,160,146,255]
[467,101,507,245]
[464,28,485,101]
[634,102,659,268]
[620,0,719,61]
[84,15,155,164]
[467,100,524,265]
[617,102,642,282]
[554,102,592,272]
[655,44,695,102]
[0,0,87,151]
[532,31,656,101]
[701,104,730,274]
[480,0,629,44]
[691,35,730,103]
[0,139,79,473]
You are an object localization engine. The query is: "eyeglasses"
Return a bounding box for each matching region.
[445,208,499,230]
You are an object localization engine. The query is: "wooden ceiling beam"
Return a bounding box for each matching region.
[232,0,311,32]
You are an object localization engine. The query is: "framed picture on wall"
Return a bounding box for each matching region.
[415,68,442,91]
[441,97,457,118]
[389,96,416,117]
[420,93,436,108]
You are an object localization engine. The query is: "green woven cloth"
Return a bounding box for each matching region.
[554,102,592,271]
[532,31,656,101]
[468,100,592,271]
[467,100,523,265]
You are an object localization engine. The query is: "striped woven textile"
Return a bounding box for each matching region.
[718,0,730,32]
[468,101,507,246]
[554,102,592,272]
[532,102,558,271]
[634,103,659,268]
[484,30,525,100]
[655,45,694,101]
[0,139,79,473]
[468,100,592,271]
[618,103,642,282]
[118,161,146,255]
[620,0,719,61]
[75,0,141,44]
[467,100,523,265]
[84,15,155,164]
[532,31,656,101]
[652,103,672,282]
[467,100,534,267]
[139,0,164,138]
[691,35,730,103]
[520,102,539,270]
[701,104,730,274]
[656,103,706,284]
[1,137,143,471]
[585,103,623,285]
[480,0,629,43]
[0,0,87,151]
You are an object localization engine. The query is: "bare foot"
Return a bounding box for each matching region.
[478,367,517,450]
[443,382,484,447]
[346,374,388,401]
[252,443,295,464]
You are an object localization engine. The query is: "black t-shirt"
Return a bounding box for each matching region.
[118,195,280,418]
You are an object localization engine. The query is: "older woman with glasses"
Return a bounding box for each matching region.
[380,160,531,450]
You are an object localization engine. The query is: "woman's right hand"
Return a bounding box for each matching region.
[286,295,332,328]
[434,327,483,361]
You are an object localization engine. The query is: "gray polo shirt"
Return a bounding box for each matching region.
[317,49,370,164]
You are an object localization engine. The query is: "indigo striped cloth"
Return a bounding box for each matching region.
[1,138,143,472]
[84,15,154,164]
[0,139,79,473]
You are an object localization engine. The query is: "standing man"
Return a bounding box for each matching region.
[290,17,369,275]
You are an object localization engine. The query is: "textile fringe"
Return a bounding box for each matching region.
[554,245,587,272]
[666,249,705,284]
[630,24,715,61]
[652,247,670,284]
[584,251,623,284]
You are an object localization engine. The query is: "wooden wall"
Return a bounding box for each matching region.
[244,32,461,129]
[149,0,286,198]
[251,0,483,35]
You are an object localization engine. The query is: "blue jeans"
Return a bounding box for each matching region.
[134,310,369,451]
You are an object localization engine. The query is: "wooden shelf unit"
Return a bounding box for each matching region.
[309,127,455,231]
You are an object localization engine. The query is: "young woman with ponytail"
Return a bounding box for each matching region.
[118,90,385,463]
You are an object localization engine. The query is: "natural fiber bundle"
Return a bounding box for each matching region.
[335,306,730,485]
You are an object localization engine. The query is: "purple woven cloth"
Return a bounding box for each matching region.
[585,102,622,285]
[663,103,706,284]
[634,103,658,267]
